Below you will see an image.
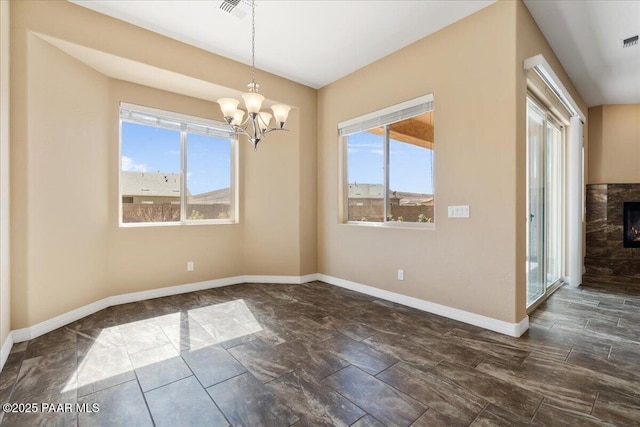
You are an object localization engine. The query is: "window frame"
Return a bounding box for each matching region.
[339,94,435,228]
[118,102,239,227]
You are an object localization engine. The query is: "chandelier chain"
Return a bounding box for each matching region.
[251,0,256,86]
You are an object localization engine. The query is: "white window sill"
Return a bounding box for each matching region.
[341,221,435,230]
[119,220,238,228]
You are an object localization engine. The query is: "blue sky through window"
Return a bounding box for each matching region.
[121,122,231,196]
[389,139,433,194]
[186,133,231,196]
[347,131,384,186]
[347,130,434,194]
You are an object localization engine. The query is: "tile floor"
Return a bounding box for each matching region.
[0,276,639,426]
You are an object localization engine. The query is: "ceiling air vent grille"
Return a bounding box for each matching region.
[217,0,250,19]
[622,35,638,48]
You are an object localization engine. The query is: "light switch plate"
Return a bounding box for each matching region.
[448,205,470,218]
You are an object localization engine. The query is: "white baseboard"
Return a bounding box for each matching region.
[515,316,530,337]
[109,276,243,307]
[1,331,13,371]
[243,274,319,285]
[11,274,318,344]
[299,273,321,284]
[318,274,529,337]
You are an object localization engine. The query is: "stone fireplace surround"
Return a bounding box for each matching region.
[586,184,640,278]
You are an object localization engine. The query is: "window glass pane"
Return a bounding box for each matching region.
[545,121,563,286]
[526,100,546,305]
[346,127,384,222]
[186,133,232,220]
[121,122,181,223]
[387,112,434,223]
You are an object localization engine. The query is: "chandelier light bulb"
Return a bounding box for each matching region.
[242,92,265,114]
[231,109,245,126]
[271,104,291,128]
[217,98,239,121]
[258,112,272,132]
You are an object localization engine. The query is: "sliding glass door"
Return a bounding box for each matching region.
[527,97,564,307]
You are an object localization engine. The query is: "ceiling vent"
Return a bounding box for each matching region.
[622,35,638,48]
[216,0,250,19]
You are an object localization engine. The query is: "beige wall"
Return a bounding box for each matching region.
[17,32,111,326]
[588,104,640,184]
[1,0,10,347]
[318,0,587,324]
[10,0,316,329]
[319,1,520,323]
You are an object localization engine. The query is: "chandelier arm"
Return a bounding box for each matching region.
[248,115,260,140]
[230,124,252,139]
[259,127,289,136]
[230,123,288,137]
[230,122,245,133]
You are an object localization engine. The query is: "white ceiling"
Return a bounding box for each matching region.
[524,0,640,107]
[70,0,640,106]
[70,0,495,89]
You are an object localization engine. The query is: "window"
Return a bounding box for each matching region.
[340,94,435,225]
[119,103,237,226]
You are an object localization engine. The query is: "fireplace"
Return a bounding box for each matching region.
[624,202,640,248]
[585,184,640,279]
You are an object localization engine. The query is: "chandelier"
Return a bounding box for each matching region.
[217,0,291,151]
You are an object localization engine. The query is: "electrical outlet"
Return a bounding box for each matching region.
[397,269,404,281]
[187,261,194,272]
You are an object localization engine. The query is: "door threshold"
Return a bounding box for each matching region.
[527,281,564,314]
